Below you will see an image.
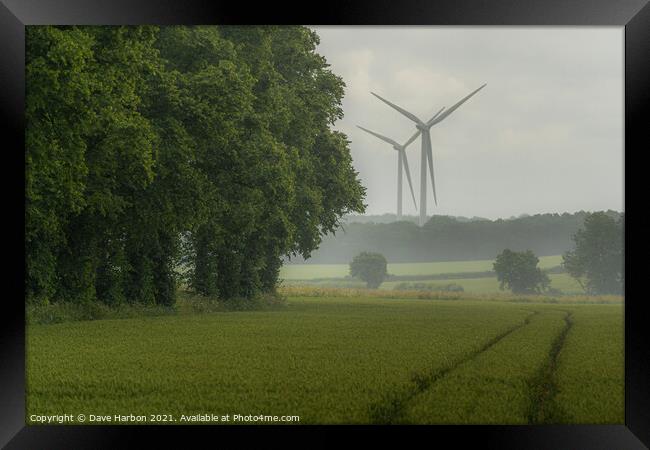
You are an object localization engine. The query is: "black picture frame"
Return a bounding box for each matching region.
[2,0,648,448]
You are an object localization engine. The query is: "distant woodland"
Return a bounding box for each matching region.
[287,211,623,264]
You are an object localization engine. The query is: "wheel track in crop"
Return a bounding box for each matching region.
[368,310,539,424]
[526,310,574,424]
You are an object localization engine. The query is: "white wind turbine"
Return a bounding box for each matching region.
[356,126,420,219]
[371,84,486,226]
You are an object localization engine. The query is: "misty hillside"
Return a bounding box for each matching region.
[339,214,492,225]
[287,210,623,264]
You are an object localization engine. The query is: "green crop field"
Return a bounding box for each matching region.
[27,296,623,425]
[550,305,624,422]
[279,255,564,280]
[400,309,568,423]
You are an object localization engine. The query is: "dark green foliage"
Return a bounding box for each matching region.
[350,252,388,289]
[25,25,365,306]
[562,212,624,295]
[493,249,550,295]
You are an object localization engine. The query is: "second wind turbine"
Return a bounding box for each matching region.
[357,125,420,220]
[371,84,486,226]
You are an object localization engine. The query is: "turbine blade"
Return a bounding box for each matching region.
[402,130,421,148]
[370,92,424,125]
[357,125,400,147]
[427,144,438,206]
[429,84,486,126]
[401,149,418,210]
[426,106,446,126]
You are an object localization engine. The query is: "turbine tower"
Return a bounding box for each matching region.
[357,126,419,219]
[371,84,486,226]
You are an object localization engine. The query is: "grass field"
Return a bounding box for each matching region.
[279,255,564,280]
[279,255,586,295]
[26,295,623,425]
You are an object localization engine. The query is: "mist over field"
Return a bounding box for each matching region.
[286,210,622,264]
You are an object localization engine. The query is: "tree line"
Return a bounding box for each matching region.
[493,212,624,295]
[290,210,622,264]
[26,26,366,306]
[346,212,623,295]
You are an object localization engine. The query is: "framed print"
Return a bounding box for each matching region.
[2,0,649,448]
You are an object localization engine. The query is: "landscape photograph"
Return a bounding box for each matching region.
[25,25,624,425]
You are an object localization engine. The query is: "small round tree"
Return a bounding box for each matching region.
[493,249,550,294]
[350,252,388,289]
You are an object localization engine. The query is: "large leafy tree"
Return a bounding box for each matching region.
[172,26,365,299]
[493,249,550,295]
[563,212,624,295]
[25,25,366,306]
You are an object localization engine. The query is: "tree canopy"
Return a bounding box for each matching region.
[562,212,624,295]
[25,25,366,306]
[493,249,550,295]
[350,252,388,289]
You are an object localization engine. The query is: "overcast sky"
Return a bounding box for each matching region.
[309,27,624,219]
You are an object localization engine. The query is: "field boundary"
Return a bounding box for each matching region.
[282,266,567,284]
[279,287,622,304]
[368,310,539,424]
